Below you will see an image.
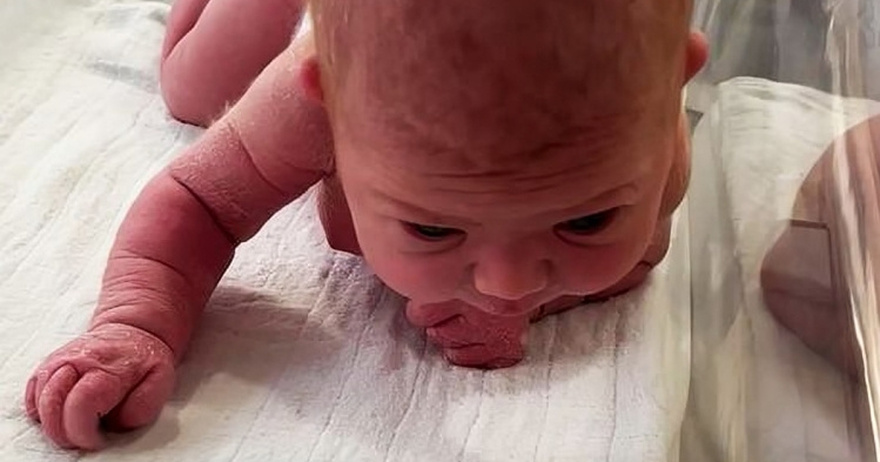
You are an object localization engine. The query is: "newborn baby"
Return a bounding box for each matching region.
[25,0,708,451]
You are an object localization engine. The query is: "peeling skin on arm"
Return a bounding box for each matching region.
[26,23,336,451]
[92,43,333,361]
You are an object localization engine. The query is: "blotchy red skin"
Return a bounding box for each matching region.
[25,0,694,451]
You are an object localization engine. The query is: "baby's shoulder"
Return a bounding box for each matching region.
[226,32,332,173]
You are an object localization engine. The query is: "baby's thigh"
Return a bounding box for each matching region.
[161,0,304,125]
[163,0,211,55]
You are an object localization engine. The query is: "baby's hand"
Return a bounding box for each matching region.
[25,323,175,451]
[406,300,530,369]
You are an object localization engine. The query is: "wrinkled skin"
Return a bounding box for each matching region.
[26,0,708,450]
[25,324,175,450]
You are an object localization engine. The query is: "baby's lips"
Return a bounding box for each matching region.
[426,326,474,349]
[539,295,585,311]
[443,343,525,370]
[404,300,462,328]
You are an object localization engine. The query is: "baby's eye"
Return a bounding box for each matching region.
[557,208,619,236]
[404,222,464,241]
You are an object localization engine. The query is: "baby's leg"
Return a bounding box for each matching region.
[160,0,304,126]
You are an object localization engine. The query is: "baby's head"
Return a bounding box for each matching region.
[304,0,707,314]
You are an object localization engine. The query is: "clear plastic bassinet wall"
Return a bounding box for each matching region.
[681,0,880,461]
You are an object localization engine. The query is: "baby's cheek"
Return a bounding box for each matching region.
[358,238,461,302]
[377,260,461,302]
[557,244,640,294]
[557,218,655,294]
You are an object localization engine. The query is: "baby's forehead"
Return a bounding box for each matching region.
[346,106,666,204]
[314,0,689,149]
[347,118,662,224]
[312,0,690,91]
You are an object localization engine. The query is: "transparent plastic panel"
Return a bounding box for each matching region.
[682,1,879,460]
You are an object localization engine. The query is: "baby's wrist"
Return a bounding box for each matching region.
[88,322,174,350]
[90,307,189,362]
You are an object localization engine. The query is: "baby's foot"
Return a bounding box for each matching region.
[405,300,530,369]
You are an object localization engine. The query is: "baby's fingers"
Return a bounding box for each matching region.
[63,370,127,451]
[25,376,37,421]
[34,365,79,449]
[106,364,175,431]
[29,366,57,421]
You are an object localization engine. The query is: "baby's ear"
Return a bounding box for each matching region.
[684,30,709,83]
[298,56,326,104]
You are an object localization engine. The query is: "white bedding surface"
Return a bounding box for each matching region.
[0,1,692,461]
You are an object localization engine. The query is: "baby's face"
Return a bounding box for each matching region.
[336,110,679,316]
[312,0,701,315]
[327,62,687,315]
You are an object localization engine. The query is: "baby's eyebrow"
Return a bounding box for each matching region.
[372,178,641,226]
[372,189,481,226]
[553,182,642,216]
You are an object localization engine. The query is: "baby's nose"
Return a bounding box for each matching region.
[472,245,550,301]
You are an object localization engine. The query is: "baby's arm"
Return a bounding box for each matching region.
[98,42,330,358]
[26,43,331,450]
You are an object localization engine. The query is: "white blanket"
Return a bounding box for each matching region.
[0,1,692,461]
